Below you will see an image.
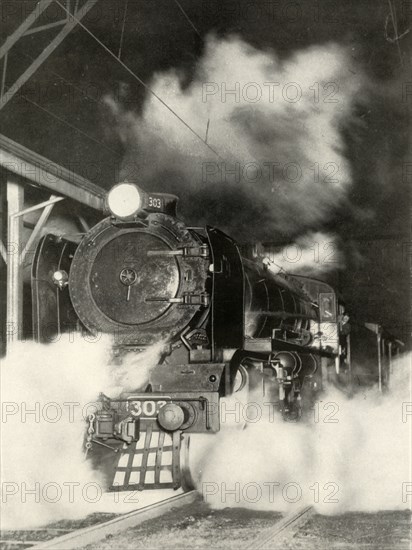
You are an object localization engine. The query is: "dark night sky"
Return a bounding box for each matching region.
[0,0,410,341]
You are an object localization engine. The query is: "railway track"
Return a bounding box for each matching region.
[1,491,197,550]
[3,500,410,550]
[243,505,314,549]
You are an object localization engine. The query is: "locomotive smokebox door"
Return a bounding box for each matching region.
[68,216,209,346]
[89,232,180,326]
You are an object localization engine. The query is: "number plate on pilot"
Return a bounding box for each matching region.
[127,396,171,418]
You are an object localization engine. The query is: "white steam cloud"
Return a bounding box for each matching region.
[105,35,364,242]
[0,335,164,529]
[265,231,343,276]
[190,353,412,514]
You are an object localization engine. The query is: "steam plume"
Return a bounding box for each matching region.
[191,353,412,513]
[265,231,343,275]
[105,35,364,242]
[0,335,164,529]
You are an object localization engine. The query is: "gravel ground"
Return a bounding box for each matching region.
[83,498,283,550]
[4,502,409,550]
[82,502,411,550]
[0,513,120,549]
[275,510,412,550]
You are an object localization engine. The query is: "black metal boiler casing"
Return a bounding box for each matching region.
[243,258,317,343]
[68,214,211,346]
[32,208,322,362]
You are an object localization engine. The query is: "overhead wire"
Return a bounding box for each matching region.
[171,0,218,159]
[170,0,214,152]
[17,50,104,108]
[54,0,225,161]
[118,0,129,59]
[387,0,403,65]
[169,0,262,171]
[9,51,120,157]
[172,0,201,38]
[20,94,119,155]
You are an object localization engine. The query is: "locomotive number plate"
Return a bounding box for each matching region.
[127,396,171,418]
[147,195,164,210]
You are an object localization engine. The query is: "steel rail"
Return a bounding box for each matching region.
[243,505,314,549]
[29,490,198,550]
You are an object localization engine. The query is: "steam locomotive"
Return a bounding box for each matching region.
[31,183,393,492]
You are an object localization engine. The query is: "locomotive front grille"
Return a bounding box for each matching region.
[111,428,182,490]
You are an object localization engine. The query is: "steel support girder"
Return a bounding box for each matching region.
[6,190,64,345]
[0,240,6,263]
[6,178,24,343]
[1,131,105,347]
[0,0,99,111]
[0,0,56,59]
[0,133,105,210]
[18,195,64,265]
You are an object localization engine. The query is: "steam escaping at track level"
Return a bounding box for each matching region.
[105,35,365,242]
[0,336,164,529]
[192,352,412,514]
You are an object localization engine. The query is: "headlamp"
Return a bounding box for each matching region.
[107,183,142,219]
[52,270,68,289]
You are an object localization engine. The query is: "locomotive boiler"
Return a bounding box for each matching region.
[32,182,348,491]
